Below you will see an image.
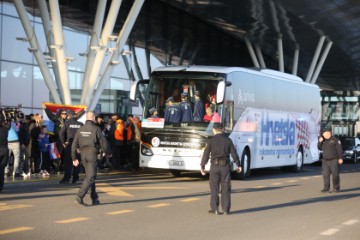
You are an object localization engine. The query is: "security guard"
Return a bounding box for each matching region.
[72,111,111,206]
[317,127,343,193]
[0,111,9,192]
[59,110,83,184]
[200,123,241,215]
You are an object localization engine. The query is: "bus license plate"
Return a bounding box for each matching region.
[169,160,184,166]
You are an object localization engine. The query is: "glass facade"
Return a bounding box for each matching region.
[0,2,163,115]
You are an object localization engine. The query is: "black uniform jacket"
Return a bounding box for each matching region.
[200,133,240,169]
[59,117,83,143]
[318,136,343,160]
[71,120,111,160]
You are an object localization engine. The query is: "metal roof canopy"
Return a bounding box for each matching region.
[15,0,360,92]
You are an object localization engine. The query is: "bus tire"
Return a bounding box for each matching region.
[232,149,250,180]
[291,148,304,172]
[169,170,181,177]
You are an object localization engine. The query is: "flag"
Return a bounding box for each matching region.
[48,143,61,160]
[42,102,87,135]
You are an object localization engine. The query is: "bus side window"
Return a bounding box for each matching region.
[224,101,234,132]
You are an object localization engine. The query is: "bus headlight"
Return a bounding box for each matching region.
[141,144,153,156]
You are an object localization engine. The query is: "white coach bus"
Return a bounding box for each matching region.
[130,66,321,179]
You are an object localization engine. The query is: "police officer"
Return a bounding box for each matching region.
[0,111,9,192]
[317,127,343,193]
[193,90,205,122]
[72,111,111,206]
[200,123,241,215]
[59,110,83,184]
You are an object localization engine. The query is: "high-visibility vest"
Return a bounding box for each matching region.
[114,122,125,141]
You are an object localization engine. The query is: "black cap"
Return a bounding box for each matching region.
[322,127,332,133]
[166,96,174,102]
[195,90,200,96]
[213,123,224,131]
[149,107,157,114]
[67,110,75,116]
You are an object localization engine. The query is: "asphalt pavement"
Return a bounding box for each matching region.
[1,163,360,240]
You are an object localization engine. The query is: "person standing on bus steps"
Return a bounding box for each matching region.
[164,97,181,123]
[193,90,205,122]
[148,107,158,118]
[200,123,242,215]
[203,107,220,123]
[317,127,343,193]
[179,92,193,122]
[72,111,111,206]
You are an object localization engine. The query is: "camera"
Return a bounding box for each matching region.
[0,104,24,123]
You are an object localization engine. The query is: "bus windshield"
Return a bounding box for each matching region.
[141,74,225,131]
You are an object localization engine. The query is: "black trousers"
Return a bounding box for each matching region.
[129,142,140,170]
[0,147,9,192]
[322,158,340,190]
[77,149,98,200]
[63,141,79,181]
[209,164,231,212]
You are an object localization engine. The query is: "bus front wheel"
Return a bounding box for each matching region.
[291,148,304,172]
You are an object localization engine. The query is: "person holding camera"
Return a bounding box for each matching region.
[200,123,241,215]
[318,127,343,193]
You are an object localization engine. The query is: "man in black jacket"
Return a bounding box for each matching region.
[200,123,241,215]
[72,111,111,206]
[317,127,343,193]
[59,110,83,184]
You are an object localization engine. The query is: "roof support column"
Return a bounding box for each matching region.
[37,0,63,102]
[311,40,333,84]
[244,37,260,68]
[179,37,190,65]
[277,34,284,72]
[89,0,145,111]
[292,44,299,75]
[48,0,71,105]
[13,0,61,104]
[80,0,107,105]
[189,44,200,65]
[305,35,326,82]
[132,44,143,80]
[83,0,122,107]
[255,43,266,68]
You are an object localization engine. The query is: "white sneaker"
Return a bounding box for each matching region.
[44,170,50,176]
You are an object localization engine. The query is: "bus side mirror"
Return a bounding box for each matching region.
[216,81,226,104]
[129,80,149,102]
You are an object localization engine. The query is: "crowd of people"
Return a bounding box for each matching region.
[0,108,142,184]
[155,89,220,124]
